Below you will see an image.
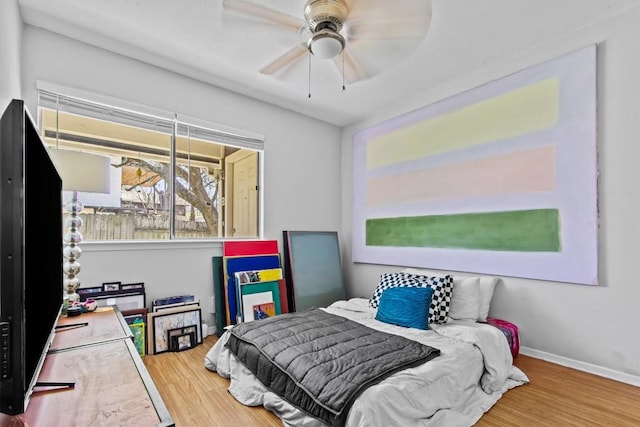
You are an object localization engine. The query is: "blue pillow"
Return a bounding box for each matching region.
[375,286,434,330]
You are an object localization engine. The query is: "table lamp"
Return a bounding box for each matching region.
[48,148,111,304]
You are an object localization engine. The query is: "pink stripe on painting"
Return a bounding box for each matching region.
[367,145,556,207]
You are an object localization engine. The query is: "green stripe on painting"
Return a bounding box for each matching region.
[366,209,561,252]
[367,77,560,170]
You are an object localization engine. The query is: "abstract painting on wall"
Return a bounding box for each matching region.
[352,45,598,285]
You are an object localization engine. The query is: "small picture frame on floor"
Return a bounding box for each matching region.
[171,331,195,352]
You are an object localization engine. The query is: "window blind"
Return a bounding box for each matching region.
[37,83,264,151]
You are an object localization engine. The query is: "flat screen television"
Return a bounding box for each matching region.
[0,99,63,415]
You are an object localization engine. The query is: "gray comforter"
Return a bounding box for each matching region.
[225,308,440,427]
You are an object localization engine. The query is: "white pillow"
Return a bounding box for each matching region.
[447,277,480,321]
[477,277,499,322]
[401,268,499,322]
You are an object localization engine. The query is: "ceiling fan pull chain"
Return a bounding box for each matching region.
[342,52,345,91]
[308,52,312,98]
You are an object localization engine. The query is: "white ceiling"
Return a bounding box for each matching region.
[17,0,639,127]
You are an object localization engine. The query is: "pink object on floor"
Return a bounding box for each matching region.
[486,317,520,359]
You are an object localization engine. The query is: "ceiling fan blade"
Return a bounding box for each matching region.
[260,44,308,75]
[346,18,431,41]
[330,0,431,82]
[222,0,305,31]
[332,49,367,85]
[346,0,431,21]
[345,0,431,41]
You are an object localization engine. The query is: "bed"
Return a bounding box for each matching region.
[204,271,529,426]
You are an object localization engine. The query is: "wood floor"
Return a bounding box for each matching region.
[144,335,640,426]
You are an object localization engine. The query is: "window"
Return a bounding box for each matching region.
[37,86,263,241]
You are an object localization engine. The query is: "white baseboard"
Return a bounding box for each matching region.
[520,346,640,387]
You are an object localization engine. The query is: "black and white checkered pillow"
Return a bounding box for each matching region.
[369,273,414,309]
[369,272,453,324]
[433,275,453,323]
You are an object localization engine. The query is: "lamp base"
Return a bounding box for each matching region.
[63,292,81,304]
[62,291,80,316]
[63,191,83,307]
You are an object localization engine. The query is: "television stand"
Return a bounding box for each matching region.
[0,306,174,426]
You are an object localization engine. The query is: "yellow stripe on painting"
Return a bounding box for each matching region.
[367,145,556,207]
[367,77,559,170]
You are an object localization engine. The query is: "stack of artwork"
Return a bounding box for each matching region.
[234,268,284,323]
[146,295,202,355]
[217,240,289,327]
[77,281,146,311]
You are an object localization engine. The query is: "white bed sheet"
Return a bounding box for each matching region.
[204,298,529,426]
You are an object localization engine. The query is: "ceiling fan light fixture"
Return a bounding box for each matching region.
[307,29,345,59]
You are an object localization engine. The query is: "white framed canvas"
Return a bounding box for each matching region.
[352,45,598,285]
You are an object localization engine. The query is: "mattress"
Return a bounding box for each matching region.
[205,298,529,426]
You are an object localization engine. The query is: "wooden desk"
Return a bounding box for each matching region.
[0,307,174,426]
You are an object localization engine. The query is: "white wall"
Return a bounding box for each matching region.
[342,8,640,381]
[0,0,22,107]
[20,26,342,333]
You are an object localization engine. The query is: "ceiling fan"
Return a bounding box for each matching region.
[222,0,433,87]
